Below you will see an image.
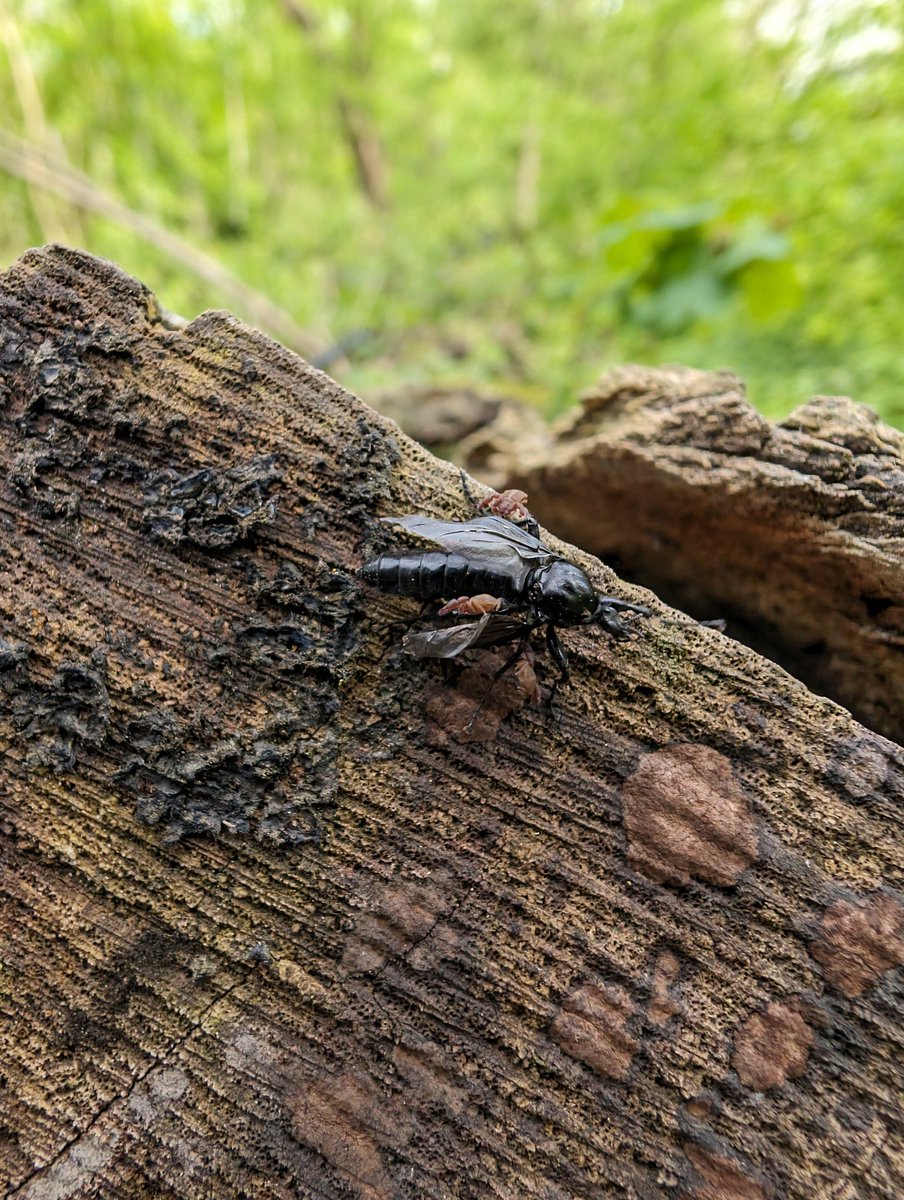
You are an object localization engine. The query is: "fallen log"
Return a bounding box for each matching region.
[0,247,902,1200]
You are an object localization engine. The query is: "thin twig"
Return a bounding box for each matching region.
[0,1,72,242]
[0,128,326,358]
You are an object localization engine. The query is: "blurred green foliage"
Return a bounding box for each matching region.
[1,0,902,423]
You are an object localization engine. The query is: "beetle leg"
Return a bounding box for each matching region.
[597,597,653,615]
[597,607,631,640]
[437,593,503,617]
[545,624,570,680]
[545,624,570,712]
[464,629,535,734]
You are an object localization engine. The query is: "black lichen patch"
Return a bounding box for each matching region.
[79,318,144,360]
[90,447,150,487]
[1,320,152,511]
[5,651,111,772]
[22,336,118,422]
[0,287,143,419]
[8,431,84,520]
[335,416,401,516]
[228,621,316,670]
[0,637,30,676]
[142,456,282,550]
[119,711,338,844]
[116,553,359,844]
[249,560,361,663]
[0,327,27,368]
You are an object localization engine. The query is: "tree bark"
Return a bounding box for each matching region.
[1,247,902,1200]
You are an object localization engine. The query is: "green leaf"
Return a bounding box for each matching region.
[738,259,803,321]
[632,269,730,333]
[719,224,790,274]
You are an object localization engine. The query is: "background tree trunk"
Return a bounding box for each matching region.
[1,247,902,1200]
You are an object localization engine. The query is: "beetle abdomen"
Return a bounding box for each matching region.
[361,551,521,600]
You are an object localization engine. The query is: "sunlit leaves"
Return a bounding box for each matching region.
[599,203,801,333]
[0,0,901,424]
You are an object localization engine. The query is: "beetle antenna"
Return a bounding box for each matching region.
[659,615,728,632]
[595,597,727,635]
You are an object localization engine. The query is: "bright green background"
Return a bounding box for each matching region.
[2,0,902,424]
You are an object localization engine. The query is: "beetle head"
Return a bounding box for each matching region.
[533,561,598,623]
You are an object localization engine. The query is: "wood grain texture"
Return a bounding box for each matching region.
[504,364,904,744]
[0,247,902,1200]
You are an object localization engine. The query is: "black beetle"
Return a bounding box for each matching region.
[361,487,652,711]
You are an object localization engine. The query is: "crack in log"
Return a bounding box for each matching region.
[7,973,247,1198]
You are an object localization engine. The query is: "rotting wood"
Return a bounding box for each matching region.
[0,246,903,1200]
[491,364,904,744]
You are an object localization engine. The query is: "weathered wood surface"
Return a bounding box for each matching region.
[1,247,903,1200]
[490,365,904,745]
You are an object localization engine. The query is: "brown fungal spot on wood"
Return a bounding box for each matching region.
[731,1002,814,1091]
[392,1043,467,1116]
[829,735,890,798]
[681,1143,774,1200]
[289,1071,403,1200]
[423,646,538,744]
[622,744,758,886]
[684,1096,714,1121]
[549,982,638,1080]
[811,891,904,998]
[648,950,683,1027]
[513,653,541,705]
[342,880,444,974]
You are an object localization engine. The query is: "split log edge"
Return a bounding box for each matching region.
[508,365,904,746]
[0,246,902,1200]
